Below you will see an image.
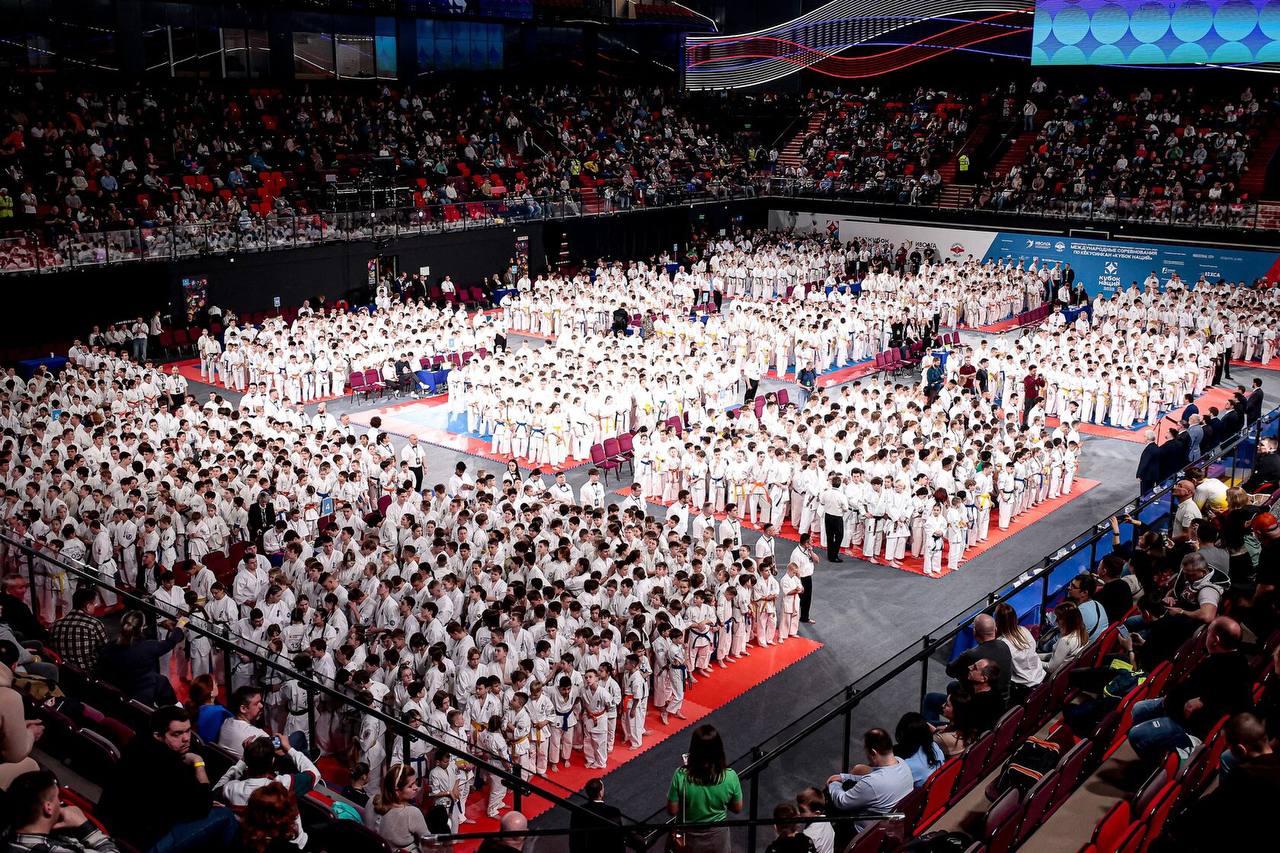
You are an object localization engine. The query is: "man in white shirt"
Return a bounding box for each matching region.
[217,686,271,758]
[401,435,427,491]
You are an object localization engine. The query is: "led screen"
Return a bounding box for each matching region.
[1031,0,1280,65]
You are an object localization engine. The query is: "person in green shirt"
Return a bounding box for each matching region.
[666,725,743,853]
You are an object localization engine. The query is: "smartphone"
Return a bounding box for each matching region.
[681,752,688,766]
[271,736,282,749]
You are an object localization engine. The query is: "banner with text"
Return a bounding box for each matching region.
[984,233,1280,295]
[767,210,1280,296]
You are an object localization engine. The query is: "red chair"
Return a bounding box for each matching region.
[362,368,385,398]
[590,444,621,483]
[348,371,368,400]
[1089,800,1132,852]
[982,787,1023,850]
[914,755,962,832]
[949,730,995,805]
[377,495,393,517]
[776,388,790,407]
[603,437,631,476]
[617,432,634,460]
[1014,769,1060,845]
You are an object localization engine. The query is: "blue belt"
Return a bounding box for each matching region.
[557,711,572,731]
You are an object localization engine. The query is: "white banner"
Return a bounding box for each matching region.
[767,210,998,263]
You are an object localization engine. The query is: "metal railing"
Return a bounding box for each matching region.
[630,402,1280,852]
[4,171,1273,275]
[0,180,762,274]
[759,177,1264,231]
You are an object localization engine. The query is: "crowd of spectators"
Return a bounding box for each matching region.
[790,455,1280,850]
[775,87,965,206]
[970,83,1280,226]
[0,79,768,268]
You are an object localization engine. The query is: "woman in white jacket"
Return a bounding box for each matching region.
[1040,601,1090,675]
[994,602,1045,704]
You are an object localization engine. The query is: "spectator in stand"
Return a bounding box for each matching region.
[765,803,817,853]
[49,587,107,672]
[1165,551,1229,625]
[234,783,301,853]
[893,712,944,788]
[666,725,743,853]
[218,685,271,758]
[187,673,234,745]
[1093,554,1140,625]
[6,769,119,853]
[1064,573,1110,640]
[1159,712,1280,851]
[98,705,239,851]
[1126,616,1252,762]
[214,736,320,849]
[1242,436,1280,493]
[826,728,913,840]
[794,788,834,853]
[569,778,623,853]
[942,614,1012,703]
[95,609,184,705]
[1041,601,1090,675]
[0,658,41,789]
[993,602,1045,704]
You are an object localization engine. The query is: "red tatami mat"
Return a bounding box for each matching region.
[1232,357,1280,371]
[453,637,824,847]
[1047,385,1238,444]
[618,478,1100,579]
[958,315,1020,334]
[168,357,352,404]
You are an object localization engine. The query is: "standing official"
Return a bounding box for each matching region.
[819,474,849,563]
[401,435,426,491]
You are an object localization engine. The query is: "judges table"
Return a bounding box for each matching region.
[17,356,68,379]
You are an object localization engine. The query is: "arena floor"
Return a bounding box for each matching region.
[175,328,1280,832]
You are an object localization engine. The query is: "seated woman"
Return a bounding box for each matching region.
[1041,601,1089,675]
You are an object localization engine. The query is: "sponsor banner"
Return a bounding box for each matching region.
[767,209,1280,296]
[767,210,997,261]
[983,233,1280,296]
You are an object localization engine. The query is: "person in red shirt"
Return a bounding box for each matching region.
[1022,366,1046,426]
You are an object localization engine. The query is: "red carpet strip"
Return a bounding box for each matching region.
[616,478,1100,579]
[1046,385,1238,445]
[455,636,823,846]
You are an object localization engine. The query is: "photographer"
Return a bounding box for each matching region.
[214,734,320,849]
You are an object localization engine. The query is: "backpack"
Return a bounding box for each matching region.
[898,831,973,852]
[987,737,1061,799]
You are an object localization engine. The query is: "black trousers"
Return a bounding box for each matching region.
[1223,347,1233,379]
[800,575,814,622]
[745,378,760,401]
[824,513,844,561]
[410,466,424,491]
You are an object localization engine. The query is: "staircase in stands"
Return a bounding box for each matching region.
[775,111,827,171]
[937,184,974,210]
[577,176,605,214]
[1258,201,1280,230]
[991,125,1037,181]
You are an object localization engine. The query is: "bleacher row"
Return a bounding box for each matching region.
[847,618,1278,853]
[32,649,393,853]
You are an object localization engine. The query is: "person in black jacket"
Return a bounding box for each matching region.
[1126,616,1253,762]
[98,705,239,851]
[248,491,276,545]
[1246,377,1265,424]
[569,778,624,853]
[1243,437,1280,493]
[1136,430,1162,495]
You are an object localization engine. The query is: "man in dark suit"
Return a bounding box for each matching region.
[569,778,623,853]
[1220,401,1245,440]
[944,613,1013,703]
[1246,378,1265,425]
[1159,427,1190,483]
[1179,393,1199,425]
[1243,437,1280,493]
[1136,429,1162,495]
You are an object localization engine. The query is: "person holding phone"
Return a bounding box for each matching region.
[213,735,320,848]
[666,725,742,853]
